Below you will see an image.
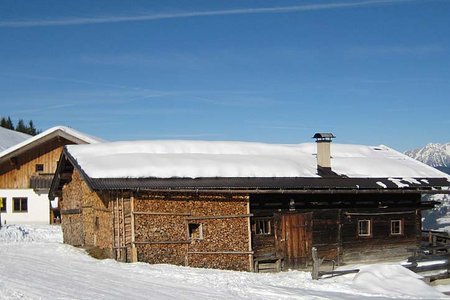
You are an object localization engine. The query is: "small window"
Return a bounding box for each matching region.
[358,219,371,237]
[252,217,272,235]
[13,197,28,212]
[0,197,6,212]
[35,164,44,172]
[188,223,203,240]
[391,220,403,235]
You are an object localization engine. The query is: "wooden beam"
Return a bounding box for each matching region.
[135,188,448,195]
[186,214,253,220]
[134,240,191,245]
[133,211,191,216]
[187,251,254,255]
[121,195,126,260]
[247,199,254,272]
[9,157,18,168]
[130,194,137,262]
[61,208,81,215]
[344,211,415,216]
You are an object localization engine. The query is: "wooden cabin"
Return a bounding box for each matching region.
[49,134,450,271]
[0,126,101,224]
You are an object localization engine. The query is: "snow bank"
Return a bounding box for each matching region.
[0,225,448,299]
[0,224,62,243]
[66,140,449,179]
[351,264,446,298]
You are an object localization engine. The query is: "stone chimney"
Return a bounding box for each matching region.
[313,133,335,176]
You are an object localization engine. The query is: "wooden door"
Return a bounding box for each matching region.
[280,212,313,269]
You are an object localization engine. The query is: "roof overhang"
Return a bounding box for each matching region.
[49,147,450,199]
[0,128,92,166]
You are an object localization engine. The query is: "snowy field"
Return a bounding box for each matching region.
[0,225,448,300]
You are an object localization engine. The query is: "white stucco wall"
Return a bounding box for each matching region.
[0,189,50,224]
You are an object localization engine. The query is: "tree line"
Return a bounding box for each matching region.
[0,116,40,136]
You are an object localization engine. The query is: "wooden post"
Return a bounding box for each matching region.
[116,196,121,260]
[337,209,341,266]
[130,194,137,263]
[112,196,117,259]
[311,247,324,280]
[246,197,254,272]
[120,195,126,260]
[432,234,437,255]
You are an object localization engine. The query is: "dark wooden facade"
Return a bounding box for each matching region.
[249,193,423,270]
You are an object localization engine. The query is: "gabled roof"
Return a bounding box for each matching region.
[49,140,450,198]
[0,126,104,164]
[0,127,31,151]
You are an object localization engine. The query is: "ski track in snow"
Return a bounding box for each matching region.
[0,225,447,299]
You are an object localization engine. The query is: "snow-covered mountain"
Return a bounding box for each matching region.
[405,142,450,231]
[405,143,450,170]
[0,126,31,152]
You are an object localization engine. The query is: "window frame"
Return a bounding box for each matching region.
[252,217,272,235]
[0,197,6,212]
[12,197,28,213]
[187,223,204,241]
[390,219,403,236]
[35,164,44,173]
[357,219,372,237]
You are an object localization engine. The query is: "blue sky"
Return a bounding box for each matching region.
[1,0,449,151]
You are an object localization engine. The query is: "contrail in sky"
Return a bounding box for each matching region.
[0,0,419,28]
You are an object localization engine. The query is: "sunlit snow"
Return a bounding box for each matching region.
[66,141,449,179]
[0,224,447,299]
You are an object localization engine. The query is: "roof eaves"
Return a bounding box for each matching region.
[85,176,450,194]
[49,146,96,199]
[0,126,102,164]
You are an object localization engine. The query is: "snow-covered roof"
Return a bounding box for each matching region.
[65,140,450,180]
[0,127,31,152]
[0,126,104,160]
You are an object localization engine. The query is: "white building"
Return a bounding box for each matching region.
[0,126,102,224]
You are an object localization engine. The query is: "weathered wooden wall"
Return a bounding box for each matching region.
[133,192,251,271]
[61,169,113,257]
[340,209,420,263]
[0,138,71,188]
[310,209,340,261]
[249,193,423,269]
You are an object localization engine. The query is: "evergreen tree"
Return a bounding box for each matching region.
[0,116,14,130]
[0,116,40,135]
[27,120,38,135]
[15,119,27,134]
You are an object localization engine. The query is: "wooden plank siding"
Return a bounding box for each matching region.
[340,209,420,263]
[0,138,72,189]
[249,193,423,270]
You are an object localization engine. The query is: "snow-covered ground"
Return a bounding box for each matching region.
[0,225,447,300]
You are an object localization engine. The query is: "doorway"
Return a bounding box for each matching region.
[279,212,313,269]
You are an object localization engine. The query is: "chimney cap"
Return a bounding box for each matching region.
[313,132,336,142]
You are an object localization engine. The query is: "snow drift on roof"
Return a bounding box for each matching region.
[0,127,31,151]
[66,140,450,179]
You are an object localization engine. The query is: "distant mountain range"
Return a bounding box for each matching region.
[405,143,450,175]
[405,142,450,230]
